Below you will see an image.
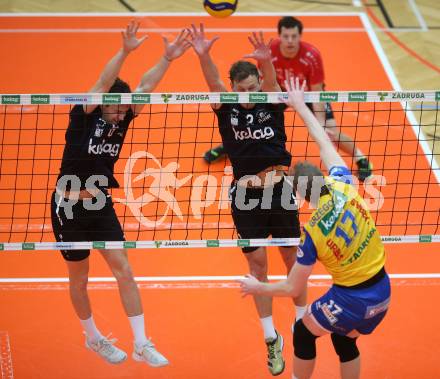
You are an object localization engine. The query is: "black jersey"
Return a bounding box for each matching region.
[214,102,291,179]
[58,105,134,189]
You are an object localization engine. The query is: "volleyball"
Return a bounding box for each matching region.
[203,0,238,18]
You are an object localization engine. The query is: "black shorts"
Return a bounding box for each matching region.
[306,102,334,121]
[229,178,301,253]
[50,191,125,261]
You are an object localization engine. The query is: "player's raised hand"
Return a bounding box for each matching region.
[236,274,263,297]
[244,31,273,62]
[186,23,220,56]
[122,20,148,53]
[283,75,307,111]
[162,29,192,61]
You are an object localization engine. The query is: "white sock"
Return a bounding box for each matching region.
[260,316,277,340]
[80,316,104,343]
[128,314,148,347]
[295,305,308,321]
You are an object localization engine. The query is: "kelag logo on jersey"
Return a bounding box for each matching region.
[88,139,121,157]
[232,126,274,141]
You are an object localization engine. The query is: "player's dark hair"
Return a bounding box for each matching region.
[290,161,329,202]
[109,77,131,93]
[278,16,303,34]
[229,61,259,83]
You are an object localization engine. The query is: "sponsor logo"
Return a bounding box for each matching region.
[237,239,250,247]
[232,126,274,141]
[220,93,239,103]
[175,94,210,101]
[249,93,267,103]
[381,236,402,242]
[419,235,432,243]
[161,94,172,103]
[392,92,425,100]
[154,241,162,248]
[102,94,121,104]
[31,95,50,104]
[123,241,137,248]
[436,92,440,101]
[377,92,388,101]
[207,240,220,247]
[132,94,151,104]
[22,243,35,250]
[1,95,20,104]
[93,241,106,249]
[88,138,121,157]
[55,242,74,249]
[365,298,390,319]
[94,127,104,138]
[320,303,338,325]
[319,92,338,102]
[164,241,189,247]
[257,111,271,124]
[348,92,367,102]
[318,191,347,235]
[326,239,343,260]
[0,243,4,250]
[60,95,90,104]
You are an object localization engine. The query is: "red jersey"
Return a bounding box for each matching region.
[269,39,325,91]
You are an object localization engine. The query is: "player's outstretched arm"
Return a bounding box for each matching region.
[187,23,227,108]
[85,20,148,113]
[237,262,313,298]
[244,31,281,92]
[284,77,347,171]
[133,29,191,114]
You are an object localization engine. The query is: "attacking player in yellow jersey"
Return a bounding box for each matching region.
[238,76,390,379]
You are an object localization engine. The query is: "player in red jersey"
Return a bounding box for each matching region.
[204,16,373,182]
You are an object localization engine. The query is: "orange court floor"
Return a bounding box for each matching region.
[0,14,439,379]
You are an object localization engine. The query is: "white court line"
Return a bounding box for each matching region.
[0,273,439,284]
[359,13,440,185]
[0,332,13,379]
[407,0,428,31]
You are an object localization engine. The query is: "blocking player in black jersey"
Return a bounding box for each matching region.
[188,24,306,376]
[51,21,190,366]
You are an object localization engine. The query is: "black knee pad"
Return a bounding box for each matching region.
[293,319,317,360]
[331,333,360,363]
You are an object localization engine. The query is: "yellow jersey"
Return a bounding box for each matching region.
[297,166,386,286]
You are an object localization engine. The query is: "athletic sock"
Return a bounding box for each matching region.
[295,305,307,321]
[80,315,104,343]
[260,316,277,340]
[128,314,149,347]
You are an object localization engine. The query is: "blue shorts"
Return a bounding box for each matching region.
[310,273,391,335]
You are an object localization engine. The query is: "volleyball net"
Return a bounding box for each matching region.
[0,90,439,251]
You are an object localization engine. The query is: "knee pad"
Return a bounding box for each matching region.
[293,319,317,360]
[331,333,360,363]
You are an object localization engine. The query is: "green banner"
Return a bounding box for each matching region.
[102,94,121,104]
[0,243,4,251]
[249,93,268,103]
[1,95,20,104]
[132,94,151,104]
[220,93,239,103]
[435,92,440,101]
[237,239,250,247]
[348,92,367,102]
[207,240,220,247]
[319,92,338,102]
[31,95,50,104]
[123,241,137,248]
[22,243,35,250]
[419,235,432,243]
[93,241,106,249]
